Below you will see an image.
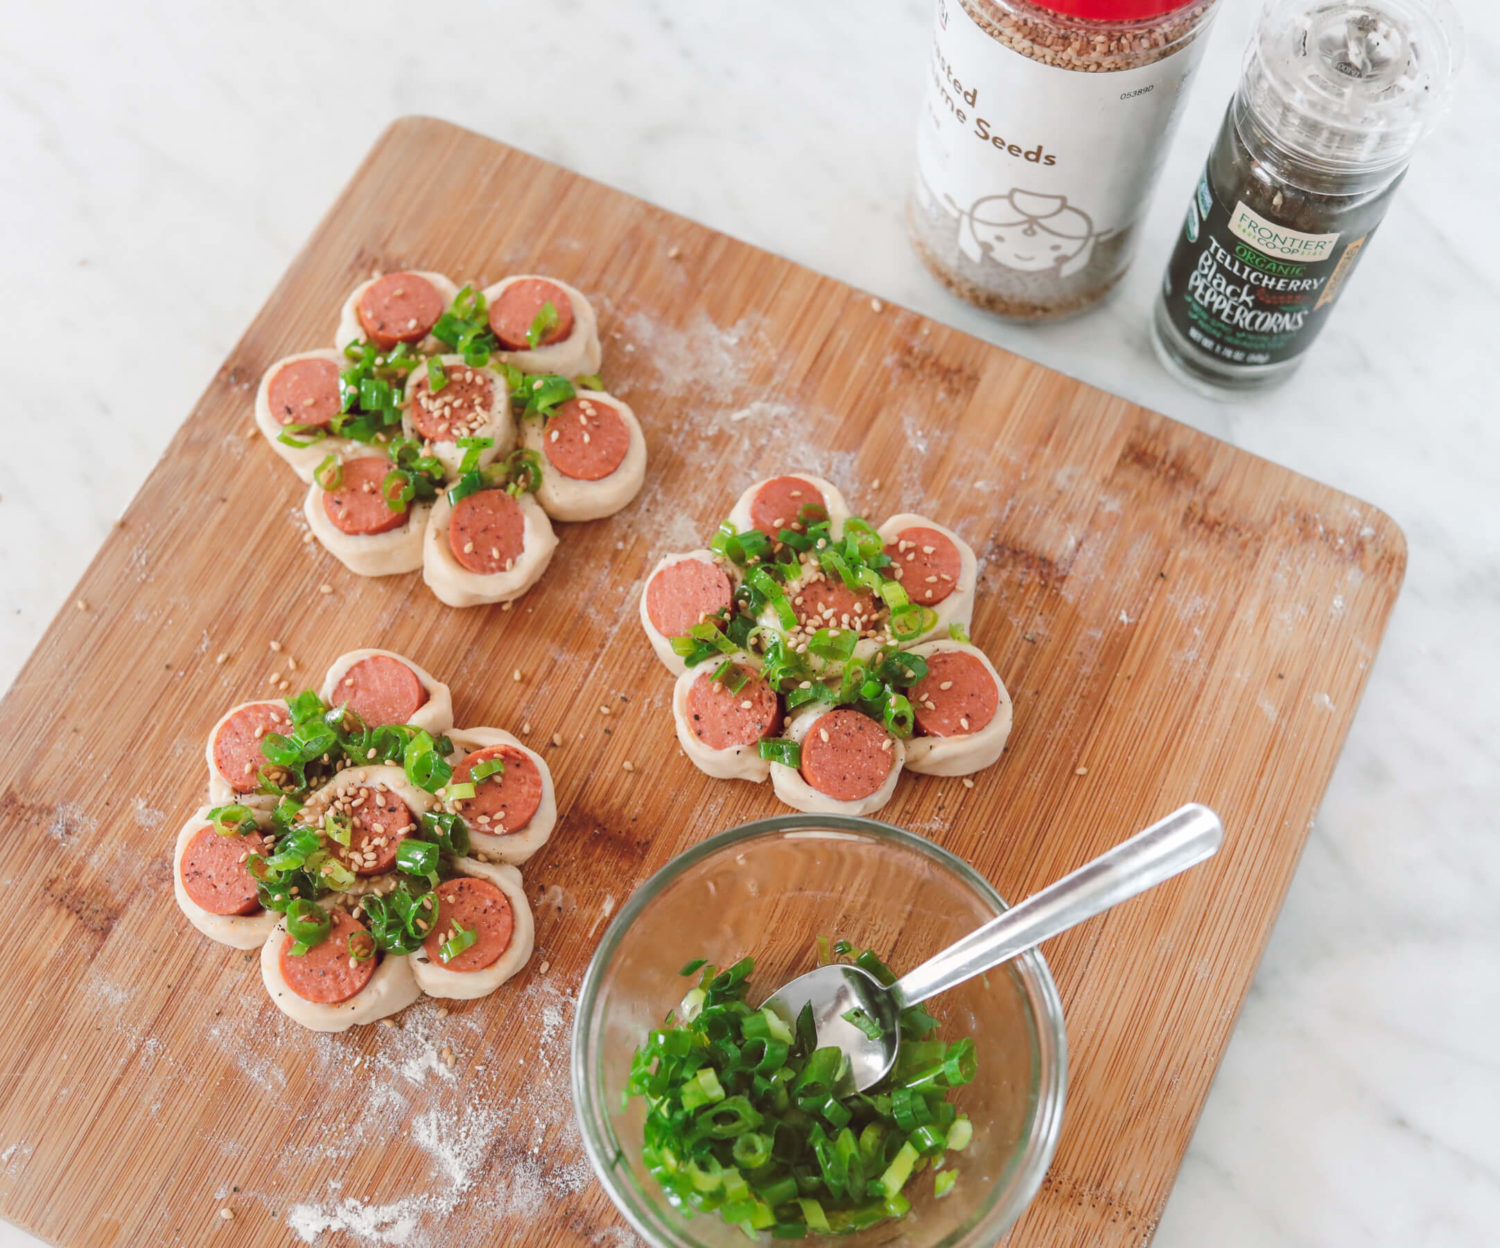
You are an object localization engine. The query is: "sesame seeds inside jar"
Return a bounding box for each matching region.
[908,0,1220,321]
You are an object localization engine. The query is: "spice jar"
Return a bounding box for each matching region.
[908,0,1221,322]
[1151,0,1464,394]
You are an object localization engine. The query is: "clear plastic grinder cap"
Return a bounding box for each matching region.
[1244,0,1465,173]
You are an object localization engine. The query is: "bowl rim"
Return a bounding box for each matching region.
[570,812,1069,1248]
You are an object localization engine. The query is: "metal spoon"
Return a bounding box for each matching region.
[763,803,1224,1093]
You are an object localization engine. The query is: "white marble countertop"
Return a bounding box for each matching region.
[3,1,1496,1245]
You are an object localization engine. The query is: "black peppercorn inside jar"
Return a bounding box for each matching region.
[1152,0,1464,394]
[909,0,1221,322]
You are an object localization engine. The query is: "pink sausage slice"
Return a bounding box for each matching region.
[357,273,445,350]
[793,576,883,636]
[750,477,827,535]
[911,652,999,738]
[336,655,428,728]
[449,489,526,575]
[322,458,407,536]
[213,702,292,793]
[799,708,894,801]
[488,278,575,351]
[423,877,514,972]
[330,785,415,876]
[279,909,377,1004]
[409,366,494,441]
[885,527,963,606]
[268,358,341,428]
[543,396,630,481]
[453,745,542,835]
[686,665,782,751]
[181,824,266,916]
[646,558,733,637]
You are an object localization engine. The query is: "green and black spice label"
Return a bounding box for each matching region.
[1162,169,1372,368]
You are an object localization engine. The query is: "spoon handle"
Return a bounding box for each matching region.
[892,803,1224,1008]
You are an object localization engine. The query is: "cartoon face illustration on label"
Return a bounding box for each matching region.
[956,190,1098,275]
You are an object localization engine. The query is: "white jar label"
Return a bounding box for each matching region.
[913,0,1207,277]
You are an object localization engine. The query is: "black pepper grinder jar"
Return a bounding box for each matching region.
[1152,0,1463,395]
[909,0,1224,323]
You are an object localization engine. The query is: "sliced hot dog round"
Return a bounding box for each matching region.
[912,650,1000,737]
[211,701,292,795]
[488,277,575,350]
[900,641,1012,777]
[727,474,850,545]
[180,824,266,916]
[793,576,883,636]
[448,488,527,575]
[451,744,542,835]
[320,649,454,736]
[874,513,977,644]
[542,396,630,482]
[685,664,781,751]
[422,877,514,973]
[750,476,828,535]
[799,708,896,802]
[885,526,964,606]
[266,357,341,429]
[408,364,497,442]
[333,654,428,728]
[322,458,406,537]
[357,272,446,350]
[646,557,734,639]
[328,783,415,876]
[279,909,378,1005]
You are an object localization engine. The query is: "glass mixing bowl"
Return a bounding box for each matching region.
[571,814,1067,1247]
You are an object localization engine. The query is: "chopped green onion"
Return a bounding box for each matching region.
[442,781,477,801]
[348,928,376,962]
[322,809,352,846]
[395,838,439,879]
[471,756,505,783]
[313,454,342,490]
[946,1116,973,1151]
[526,300,560,348]
[934,1169,957,1198]
[276,423,327,449]
[948,621,970,643]
[875,1141,919,1199]
[679,957,707,976]
[808,628,858,663]
[841,1007,884,1041]
[574,373,603,391]
[420,810,469,858]
[427,356,448,393]
[439,919,477,964]
[285,899,330,955]
[319,857,357,892]
[680,1066,726,1111]
[456,435,494,474]
[757,738,800,768]
[521,374,575,421]
[206,804,256,836]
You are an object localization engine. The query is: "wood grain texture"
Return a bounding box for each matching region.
[0,118,1403,1248]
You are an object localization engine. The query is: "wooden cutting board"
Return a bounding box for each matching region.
[0,117,1403,1248]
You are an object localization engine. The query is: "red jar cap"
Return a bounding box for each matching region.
[1027,0,1203,19]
